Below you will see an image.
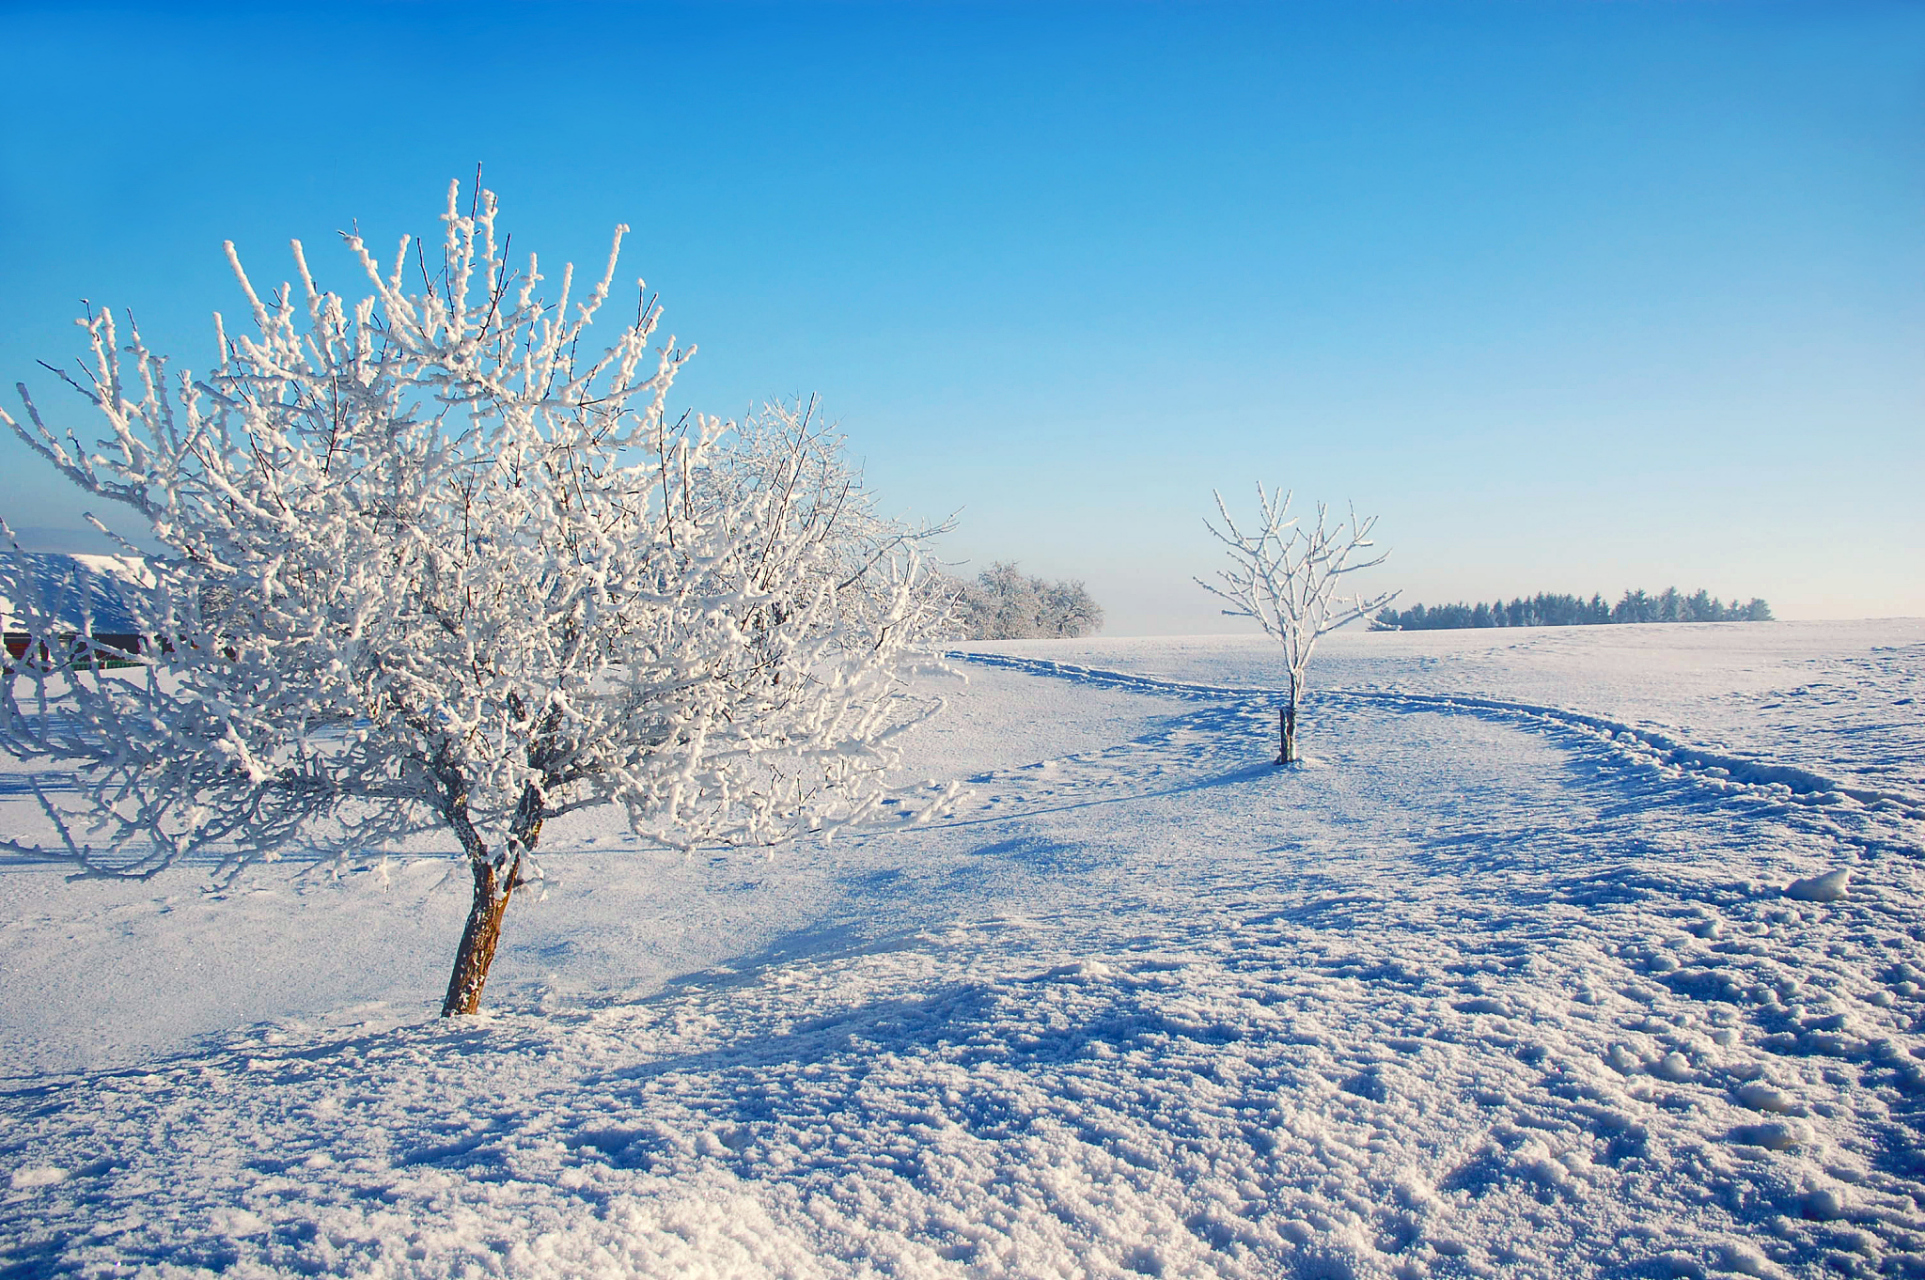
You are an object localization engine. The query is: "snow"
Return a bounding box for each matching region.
[3,619,1923,1278]
[1786,870,1853,904]
[0,553,149,633]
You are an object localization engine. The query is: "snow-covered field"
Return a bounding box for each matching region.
[3,620,1922,1279]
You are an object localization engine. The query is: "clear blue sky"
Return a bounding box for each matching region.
[2,1,1919,633]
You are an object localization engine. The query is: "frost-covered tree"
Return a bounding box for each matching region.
[1037,575,1105,639]
[1198,486,1396,765]
[0,181,949,1016]
[946,562,1103,640]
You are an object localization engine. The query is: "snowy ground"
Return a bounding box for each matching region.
[2,620,1922,1279]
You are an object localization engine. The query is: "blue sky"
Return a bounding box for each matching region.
[1,1,1919,633]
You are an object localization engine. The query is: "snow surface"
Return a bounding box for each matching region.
[2,620,1923,1278]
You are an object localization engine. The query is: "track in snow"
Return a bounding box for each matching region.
[949,650,1925,833]
[4,642,1924,1279]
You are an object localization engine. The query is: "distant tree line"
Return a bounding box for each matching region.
[945,562,1104,640]
[1375,587,1772,631]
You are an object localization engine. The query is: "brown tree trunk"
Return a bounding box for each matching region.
[439,779,546,1018]
[441,856,519,1016]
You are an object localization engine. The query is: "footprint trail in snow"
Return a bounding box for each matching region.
[2,626,1922,1279]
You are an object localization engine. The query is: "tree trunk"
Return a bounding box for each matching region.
[1277,671,1299,766]
[441,856,519,1016]
[438,779,546,1018]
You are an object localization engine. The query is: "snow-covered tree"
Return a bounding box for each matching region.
[0,181,950,1016]
[1197,486,1396,765]
[1037,575,1105,639]
[945,562,1104,640]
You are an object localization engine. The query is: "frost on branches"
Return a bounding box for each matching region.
[943,562,1104,641]
[0,181,951,1016]
[1197,486,1397,766]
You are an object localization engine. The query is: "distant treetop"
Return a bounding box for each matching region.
[945,562,1103,640]
[1375,588,1771,632]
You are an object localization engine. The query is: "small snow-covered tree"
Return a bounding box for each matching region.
[1197,486,1397,765]
[0,181,948,1016]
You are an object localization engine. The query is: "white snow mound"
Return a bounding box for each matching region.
[1784,868,1851,902]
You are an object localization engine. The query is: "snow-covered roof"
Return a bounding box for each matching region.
[0,552,150,634]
